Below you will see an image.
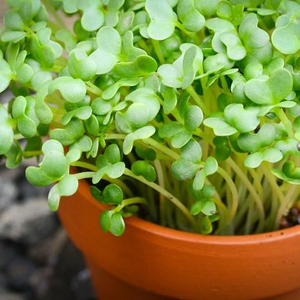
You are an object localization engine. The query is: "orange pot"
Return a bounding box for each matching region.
[59,180,300,300]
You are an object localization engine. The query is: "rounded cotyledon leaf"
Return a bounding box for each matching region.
[49,76,86,103]
[177,0,205,32]
[145,0,177,40]
[112,55,157,79]
[102,184,124,205]
[110,212,125,236]
[68,49,97,81]
[78,0,104,32]
[0,104,14,155]
[272,13,300,55]
[245,68,293,105]
[90,26,121,75]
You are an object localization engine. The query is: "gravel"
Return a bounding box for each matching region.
[0,164,96,300]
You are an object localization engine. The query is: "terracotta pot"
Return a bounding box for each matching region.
[58,180,300,300]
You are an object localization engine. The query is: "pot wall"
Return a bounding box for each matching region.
[59,181,300,300]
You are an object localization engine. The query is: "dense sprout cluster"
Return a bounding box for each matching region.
[1,0,300,236]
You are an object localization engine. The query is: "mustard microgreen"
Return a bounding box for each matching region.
[2,0,300,236]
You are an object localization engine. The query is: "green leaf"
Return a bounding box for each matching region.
[193,170,206,190]
[200,216,213,234]
[93,144,125,183]
[110,212,125,236]
[184,105,203,131]
[245,69,293,105]
[102,78,139,100]
[106,162,126,178]
[224,104,260,133]
[105,0,125,27]
[1,31,27,43]
[172,159,199,180]
[90,26,121,74]
[161,86,177,114]
[132,160,157,182]
[145,0,177,40]
[181,140,202,163]
[4,10,24,31]
[0,104,14,155]
[272,13,300,55]
[204,53,234,73]
[49,76,86,103]
[48,175,78,211]
[206,18,246,61]
[202,200,217,216]
[25,167,53,186]
[158,44,203,89]
[125,88,161,121]
[12,96,37,138]
[190,200,204,215]
[103,184,123,205]
[239,13,269,50]
[100,210,113,232]
[204,117,237,136]
[78,0,104,32]
[90,186,102,202]
[204,157,218,175]
[135,145,157,161]
[68,49,97,81]
[0,52,13,93]
[5,143,22,169]
[245,148,283,168]
[112,55,157,78]
[55,29,77,52]
[123,126,156,155]
[177,0,205,32]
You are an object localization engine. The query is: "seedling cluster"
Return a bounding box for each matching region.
[1,0,300,236]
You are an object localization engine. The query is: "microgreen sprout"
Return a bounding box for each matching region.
[2,0,300,236]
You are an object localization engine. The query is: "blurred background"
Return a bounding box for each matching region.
[0,2,96,300]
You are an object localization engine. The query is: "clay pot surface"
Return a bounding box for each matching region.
[59,180,300,300]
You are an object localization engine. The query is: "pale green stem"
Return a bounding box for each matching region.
[114,197,148,212]
[227,158,265,232]
[104,134,180,161]
[151,40,165,64]
[276,108,294,138]
[42,0,65,28]
[248,168,264,200]
[104,133,126,140]
[23,150,42,157]
[14,134,24,140]
[154,159,166,226]
[261,163,285,204]
[217,167,239,224]
[86,82,103,96]
[124,169,197,228]
[70,161,133,197]
[74,172,95,180]
[274,184,300,229]
[186,86,209,115]
[144,138,180,160]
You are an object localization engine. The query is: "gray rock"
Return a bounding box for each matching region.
[71,269,95,300]
[0,199,57,245]
[0,290,25,300]
[27,229,67,264]
[0,174,17,214]
[0,243,19,270]
[6,257,36,291]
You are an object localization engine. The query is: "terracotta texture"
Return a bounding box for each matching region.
[59,180,300,300]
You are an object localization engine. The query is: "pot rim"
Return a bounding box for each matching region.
[79,179,300,245]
